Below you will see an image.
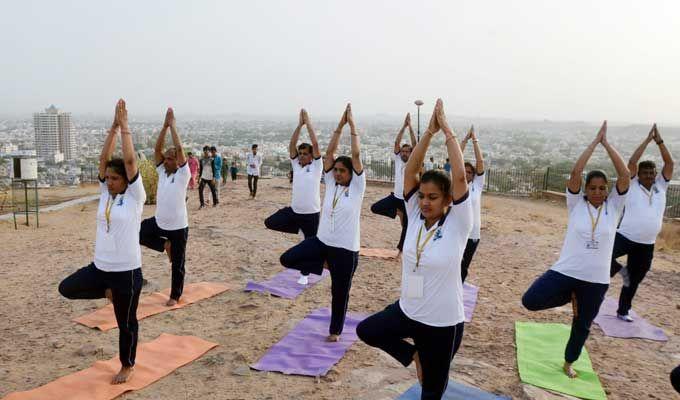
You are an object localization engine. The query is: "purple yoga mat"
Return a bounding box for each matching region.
[594,297,668,341]
[245,269,330,299]
[252,307,366,376]
[464,282,479,323]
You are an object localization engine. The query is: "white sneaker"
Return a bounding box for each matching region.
[297,275,309,285]
[617,313,634,323]
[619,266,631,287]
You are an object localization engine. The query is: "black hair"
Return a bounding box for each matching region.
[334,156,354,174]
[202,146,209,152]
[464,161,476,175]
[420,169,451,195]
[585,170,608,186]
[106,158,128,183]
[210,146,217,152]
[187,152,193,156]
[638,160,657,171]
[400,143,412,150]
[297,143,313,153]
[252,144,258,149]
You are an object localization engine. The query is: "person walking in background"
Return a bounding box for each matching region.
[424,157,434,171]
[610,124,674,322]
[221,154,228,185]
[247,144,263,199]
[210,146,223,199]
[187,152,199,190]
[230,161,238,181]
[198,145,218,209]
[443,158,451,173]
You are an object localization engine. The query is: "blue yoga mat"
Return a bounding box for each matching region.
[397,380,510,399]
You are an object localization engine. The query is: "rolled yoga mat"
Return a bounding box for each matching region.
[245,269,329,299]
[73,282,230,331]
[251,307,366,376]
[515,321,607,400]
[2,334,218,400]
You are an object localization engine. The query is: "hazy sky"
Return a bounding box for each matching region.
[1,1,679,124]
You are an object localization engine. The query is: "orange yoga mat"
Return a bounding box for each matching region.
[74,282,230,331]
[2,333,218,400]
[359,247,400,259]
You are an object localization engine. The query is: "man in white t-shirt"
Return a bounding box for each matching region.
[139,108,191,306]
[370,113,416,255]
[265,109,323,285]
[247,144,263,199]
[424,157,434,171]
[610,124,674,322]
[198,145,218,208]
[459,125,485,282]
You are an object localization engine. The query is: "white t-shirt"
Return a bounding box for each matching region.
[200,157,214,180]
[247,153,262,176]
[617,174,669,245]
[424,161,434,171]
[393,152,407,200]
[155,163,191,230]
[550,187,627,284]
[468,172,485,240]
[399,187,473,327]
[317,169,366,252]
[291,156,323,214]
[94,174,146,272]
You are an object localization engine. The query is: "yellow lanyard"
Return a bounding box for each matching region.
[414,224,438,271]
[105,195,116,233]
[586,203,603,241]
[332,186,348,211]
[640,183,654,205]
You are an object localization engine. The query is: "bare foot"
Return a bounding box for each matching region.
[112,366,134,384]
[323,261,330,270]
[563,362,578,378]
[105,288,113,303]
[164,240,172,263]
[326,334,340,342]
[413,352,423,384]
[166,298,178,307]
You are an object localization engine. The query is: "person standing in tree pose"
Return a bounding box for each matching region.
[247,144,262,198]
[522,121,630,379]
[459,125,485,282]
[357,99,472,400]
[139,108,191,307]
[610,124,673,321]
[279,103,366,342]
[58,99,145,384]
[265,109,322,285]
[370,113,416,255]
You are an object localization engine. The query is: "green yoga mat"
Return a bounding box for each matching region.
[515,322,607,400]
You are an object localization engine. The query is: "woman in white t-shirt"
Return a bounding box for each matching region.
[357,99,472,400]
[522,121,630,379]
[280,103,365,342]
[58,100,145,385]
[459,125,485,282]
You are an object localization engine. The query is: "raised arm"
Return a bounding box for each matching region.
[289,110,304,159]
[627,125,655,177]
[568,121,605,193]
[437,100,467,201]
[302,109,321,159]
[407,115,416,147]
[470,126,485,174]
[393,113,409,154]
[324,107,346,171]
[404,103,440,196]
[460,126,472,153]
[346,104,363,174]
[654,126,674,180]
[601,126,630,193]
[117,99,138,181]
[154,125,168,166]
[98,116,119,180]
[167,108,186,166]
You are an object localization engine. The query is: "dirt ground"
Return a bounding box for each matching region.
[0,177,678,399]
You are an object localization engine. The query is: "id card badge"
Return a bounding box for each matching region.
[406,275,424,299]
[585,240,599,250]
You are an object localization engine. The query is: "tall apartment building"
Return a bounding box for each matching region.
[33,105,77,162]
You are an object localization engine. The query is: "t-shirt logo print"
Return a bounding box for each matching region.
[432,228,443,241]
[344,191,349,197]
[116,197,124,206]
